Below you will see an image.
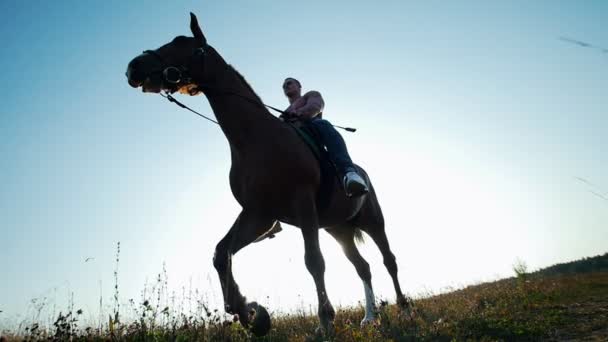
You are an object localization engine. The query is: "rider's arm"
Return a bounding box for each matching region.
[295,91,325,120]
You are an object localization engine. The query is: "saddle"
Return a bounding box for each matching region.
[288,121,337,215]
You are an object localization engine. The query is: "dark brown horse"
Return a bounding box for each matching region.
[126,12,408,336]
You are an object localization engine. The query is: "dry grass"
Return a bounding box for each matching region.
[2,271,607,341]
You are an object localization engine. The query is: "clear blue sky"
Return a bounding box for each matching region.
[1,0,606,328]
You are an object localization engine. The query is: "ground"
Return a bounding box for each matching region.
[2,271,607,341]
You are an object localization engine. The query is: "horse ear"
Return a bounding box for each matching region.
[189,12,207,45]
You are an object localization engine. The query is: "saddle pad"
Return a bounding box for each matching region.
[289,123,322,160]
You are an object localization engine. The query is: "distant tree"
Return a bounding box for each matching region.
[534,252,608,277]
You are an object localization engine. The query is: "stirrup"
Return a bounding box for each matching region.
[254,221,283,243]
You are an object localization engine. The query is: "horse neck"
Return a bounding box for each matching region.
[204,69,278,151]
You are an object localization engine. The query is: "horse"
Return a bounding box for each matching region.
[125,12,409,336]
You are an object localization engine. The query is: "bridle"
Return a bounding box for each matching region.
[139,44,357,132]
[140,47,205,96]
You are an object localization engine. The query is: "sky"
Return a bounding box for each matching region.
[1,0,607,329]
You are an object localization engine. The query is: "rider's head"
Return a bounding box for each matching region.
[283,77,301,97]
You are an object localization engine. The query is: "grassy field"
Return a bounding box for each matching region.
[2,269,607,341]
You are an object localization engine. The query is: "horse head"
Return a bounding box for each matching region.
[125,13,225,95]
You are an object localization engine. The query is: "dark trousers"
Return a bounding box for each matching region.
[309,117,356,175]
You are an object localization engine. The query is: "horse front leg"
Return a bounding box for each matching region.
[213,210,274,335]
[298,205,335,335]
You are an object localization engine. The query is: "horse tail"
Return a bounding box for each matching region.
[354,228,366,245]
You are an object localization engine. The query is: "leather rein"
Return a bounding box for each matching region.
[141,48,356,132]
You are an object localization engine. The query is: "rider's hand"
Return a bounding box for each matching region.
[281,110,299,122]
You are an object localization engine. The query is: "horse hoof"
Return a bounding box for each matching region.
[360,317,376,327]
[314,321,335,338]
[247,302,271,336]
[314,325,326,339]
[397,296,416,319]
[398,296,413,309]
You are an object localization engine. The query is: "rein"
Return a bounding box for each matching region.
[146,49,357,132]
[159,90,357,133]
[160,92,219,125]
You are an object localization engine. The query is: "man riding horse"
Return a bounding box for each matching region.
[125,13,409,337]
[281,77,369,198]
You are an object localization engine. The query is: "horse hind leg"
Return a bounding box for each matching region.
[353,180,410,310]
[366,225,410,309]
[327,227,377,326]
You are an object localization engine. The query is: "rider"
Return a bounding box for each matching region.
[281,77,369,198]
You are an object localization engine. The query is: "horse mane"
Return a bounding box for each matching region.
[227,64,272,116]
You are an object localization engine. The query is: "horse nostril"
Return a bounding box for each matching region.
[126,64,145,88]
[128,77,141,88]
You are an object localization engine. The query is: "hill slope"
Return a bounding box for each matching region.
[2,256,608,341]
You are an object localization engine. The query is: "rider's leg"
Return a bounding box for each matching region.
[309,118,369,197]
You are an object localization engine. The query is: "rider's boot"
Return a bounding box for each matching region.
[343,168,369,198]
